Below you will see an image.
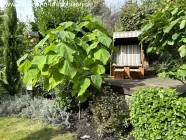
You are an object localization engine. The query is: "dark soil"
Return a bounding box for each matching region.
[76,117,102,140]
[66,96,134,140]
[68,110,118,140]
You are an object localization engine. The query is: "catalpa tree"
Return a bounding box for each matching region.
[17,15,117,102]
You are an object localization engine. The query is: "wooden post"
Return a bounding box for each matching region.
[139,66,144,78]
[124,66,130,78]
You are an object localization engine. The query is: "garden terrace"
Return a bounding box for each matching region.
[104,77,186,95]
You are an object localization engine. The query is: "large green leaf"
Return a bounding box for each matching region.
[163,18,180,33]
[41,65,50,77]
[93,30,112,47]
[54,42,75,62]
[94,48,110,65]
[23,69,39,85]
[59,60,77,79]
[31,56,53,64]
[141,23,154,31]
[51,30,75,40]
[83,58,95,66]
[59,21,74,29]
[17,53,28,66]
[94,24,108,35]
[75,38,89,52]
[93,29,103,36]
[89,64,105,75]
[91,74,102,89]
[110,45,119,53]
[31,55,56,70]
[86,42,99,54]
[45,55,56,64]
[44,43,55,54]
[18,61,31,73]
[49,70,64,89]
[78,91,90,103]
[78,21,89,29]
[82,14,93,21]
[78,78,90,97]
[82,33,96,42]
[90,17,102,25]
[35,35,50,51]
[44,78,50,90]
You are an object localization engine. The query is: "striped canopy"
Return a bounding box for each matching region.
[113,31,142,39]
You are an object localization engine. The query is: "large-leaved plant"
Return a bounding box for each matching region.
[17,15,117,103]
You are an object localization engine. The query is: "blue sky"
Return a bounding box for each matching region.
[0,0,125,22]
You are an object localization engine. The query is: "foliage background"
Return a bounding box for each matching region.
[139,0,186,84]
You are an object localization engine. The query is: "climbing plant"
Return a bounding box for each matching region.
[139,0,186,85]
[17,15,116,103]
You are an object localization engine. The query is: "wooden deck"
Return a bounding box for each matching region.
[103,77,186,95]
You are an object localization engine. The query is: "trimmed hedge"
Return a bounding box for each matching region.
[130,87,186,140]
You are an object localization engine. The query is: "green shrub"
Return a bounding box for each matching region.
[90,86,130,138]
[130,87,186,140]
[54,81,78,112]
[0,94,70,127]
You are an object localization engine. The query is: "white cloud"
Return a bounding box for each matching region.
[0,0,43,22]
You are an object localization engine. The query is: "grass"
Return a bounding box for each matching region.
[0,117,77,140]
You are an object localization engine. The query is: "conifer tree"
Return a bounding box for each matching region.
[0,10,4,64]
[0,0,21,95]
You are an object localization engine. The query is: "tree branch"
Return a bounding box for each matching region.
[178,79,186,87]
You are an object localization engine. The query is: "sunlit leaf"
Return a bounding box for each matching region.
[23,69,39,85]
[91,74,102,89]
[94,48,110,65]
[78,78,90,97]
[59,60,77,79]
[54,42,75,62]
[17,54,28,66]
[18,61,31,73]
[89,64,105,75]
